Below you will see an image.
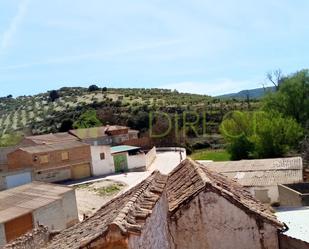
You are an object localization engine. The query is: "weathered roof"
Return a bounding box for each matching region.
[201,157,303,187]
[45,171,167,249]
[25,133,78,145]
[69,125,129,140]
[0,182,73,224]
[111,145,141,154]
[167,159,283,228]
[18,141,89,154]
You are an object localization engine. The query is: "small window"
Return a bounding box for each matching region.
[39,155,49,164]
[61,151,69,161]
[100,153,105,160]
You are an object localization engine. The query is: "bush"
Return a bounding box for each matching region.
[220,111,303,159]
[49,90,59,102]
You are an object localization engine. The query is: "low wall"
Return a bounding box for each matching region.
[279,234,309,249]
[127,153,146,170]
[145,147,157,169]
[4,225,50,249]
[278,184,303,206]
[156,147,187,159]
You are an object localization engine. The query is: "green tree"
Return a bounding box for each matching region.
[73,110,102,129]
[262,69,309,127]
[220,111,303,159]
[88,85,100,92]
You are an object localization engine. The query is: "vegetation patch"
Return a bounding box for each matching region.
[190,149,231,161]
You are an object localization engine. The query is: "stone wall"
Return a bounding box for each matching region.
[4,226,50,249]
[279,234,309,249]
[168,190,279,249]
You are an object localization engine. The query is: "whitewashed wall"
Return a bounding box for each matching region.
[91,146,115,176]
[145,147,157,169]
[127,153,146,170]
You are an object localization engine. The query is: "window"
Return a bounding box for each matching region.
[100,153,105,160]
[61,151,69,161]
[39,155,49,164]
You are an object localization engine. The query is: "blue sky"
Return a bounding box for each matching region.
[0,0,308,97]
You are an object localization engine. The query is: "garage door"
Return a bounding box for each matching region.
[71,163,91,180]
[5,213,34,242]
[6,172,32,189]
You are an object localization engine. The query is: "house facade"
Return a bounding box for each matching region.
[7,141,92,183]
[0,182,78,246]
[45,159,284,249]
[91,145,156,176]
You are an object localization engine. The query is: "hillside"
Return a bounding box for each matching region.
[217,86,275,99]
[0,87,260,149]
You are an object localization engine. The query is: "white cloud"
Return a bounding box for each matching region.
[159,79,259,96]
[0,0,30,54]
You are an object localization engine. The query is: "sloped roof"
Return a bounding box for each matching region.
[25,133,78,145]
[111,145,141,154]
[0,182,73,224]
[45,171,167,249]
[18,141,89,154]
[201,157,303,187]
[167,159,283,228]
[69,125,129,140]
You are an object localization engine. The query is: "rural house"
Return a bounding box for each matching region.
[7,141,92,183]
[69,125,139,146]
[0,182,78,246]
[22,132,79,145]
[201,157,303,203]
[91,145,156,176]
[43,159,285,249]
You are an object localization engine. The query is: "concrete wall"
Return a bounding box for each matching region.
[0,223,6,246]
[91,146,115,176]
[33,189,78,231]
[278,185,302,206]
[279,234,309,249]
[168,190,279,249]
[33,199,65,231]
[61,190,79,227]
[34,167,71,183]
[248,185,279,204]
[128,193,170,249]
[145,147,156,169]
[127,153,146,171]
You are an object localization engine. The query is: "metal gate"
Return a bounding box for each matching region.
[113,154,128,173]
[6,172,32,189]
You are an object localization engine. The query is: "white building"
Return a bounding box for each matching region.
[91,145,157,176]
[0,182,79,246]
[201,157,303,203]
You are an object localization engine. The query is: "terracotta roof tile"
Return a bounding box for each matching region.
[45,171,167,249]
[167,159,283,228]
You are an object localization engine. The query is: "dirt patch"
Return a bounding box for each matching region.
[74,180,126,220]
